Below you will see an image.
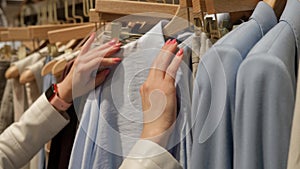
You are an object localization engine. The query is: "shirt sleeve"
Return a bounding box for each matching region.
[119,139,182,169]
[0,94,69,169]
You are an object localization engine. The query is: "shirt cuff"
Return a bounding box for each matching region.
[120,139,182,169]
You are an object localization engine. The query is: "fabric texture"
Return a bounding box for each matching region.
[0,79,14,134]
[190,2,277,169]
[69,21,193,169]
[11,49,45,122]
[0,61,10,105]
[234,0,300,169]
[0,94,69,169]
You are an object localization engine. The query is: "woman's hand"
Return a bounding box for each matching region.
[140,39,184,147]
[57,32,122,103]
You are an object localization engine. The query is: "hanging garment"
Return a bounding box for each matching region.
[25,57,45,106]
[0,56,18,134]
[0,61,10,105]
[234,0,300,169]
[69,21,193,169]
[0,79,14,134]
[23,57,46,169]
[287,66,300,169]
[190,2,277,169]
[38,56,57,169]
[191,32,211,79]
[11,48,46,121]
[47,59,78,169]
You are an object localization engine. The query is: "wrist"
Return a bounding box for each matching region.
[141,127,172,148]
[57,82,72,103]
[45,84,72,112]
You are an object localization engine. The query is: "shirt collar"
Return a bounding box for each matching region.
[250,1,277,36]
[280,0,300,56]
[137,20,167,49]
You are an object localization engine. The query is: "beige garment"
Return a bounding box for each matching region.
[119,140,182,169]
[192,32,211,79]
[0,94,69,169]
[287,67,300,169]
[11,51,44,122]
[11,52,45,169]
[24,58,45,169]
[192,33,201,79]
[0,79,14,134]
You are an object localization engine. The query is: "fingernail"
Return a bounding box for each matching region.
[108,38,118,45]
[113,58,122,63]
[104,69,110,76]
[114,42,122,47]
[171,39,177,44]
[177,48,183,56]
[165,39,171,44]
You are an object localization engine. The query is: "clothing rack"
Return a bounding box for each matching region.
[47,23,95,43]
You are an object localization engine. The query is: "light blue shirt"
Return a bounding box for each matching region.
[234,0,300,168]
[69,21,193,169]
[190,2,277,169]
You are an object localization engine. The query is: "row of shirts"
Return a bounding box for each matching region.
[68,0,300,169]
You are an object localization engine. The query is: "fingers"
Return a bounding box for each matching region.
[81,57,121,79]
[81,42,121,62]
[80,32,96,55]
[94,69,110,87]
[149,39,178,79]
[165,48,184,82]
[89,38,120,55]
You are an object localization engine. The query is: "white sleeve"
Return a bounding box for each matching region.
[0,94,69,169]
[119,140,182,169]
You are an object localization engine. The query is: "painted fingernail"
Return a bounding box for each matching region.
[171,39,177,44]
[165,39,171,44]
[114,42,122,47]
[113,58,122,63]
[108,38,118,45]
[177,48,183,56]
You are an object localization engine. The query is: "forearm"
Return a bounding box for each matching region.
[0,94,69,169]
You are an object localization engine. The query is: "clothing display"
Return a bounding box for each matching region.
[0,0,300,169]
[234,0,300,168]
[190,2,277,169]
[69,21,193,169]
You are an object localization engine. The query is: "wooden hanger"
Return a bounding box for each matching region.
[51,50,80,79]
[19,69,35,84]
[4,28,31,79]
[47,24,95,43]
[29,23,87,40]
[95,0,179,22]
[163,0,192,37]
[41,40,79,76]
[263,0,287,18]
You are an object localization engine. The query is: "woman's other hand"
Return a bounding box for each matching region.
[140,39,184,147]
[57,32,122,103]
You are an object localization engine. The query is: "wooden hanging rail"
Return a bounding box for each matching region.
[196,0,259,14]
[48,24,95,43]
[0,31,11,41]
[7,27,31,41]
[29,23,87,40]
[95,0,179,17]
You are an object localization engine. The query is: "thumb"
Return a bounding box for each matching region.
[94,69,110,87]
